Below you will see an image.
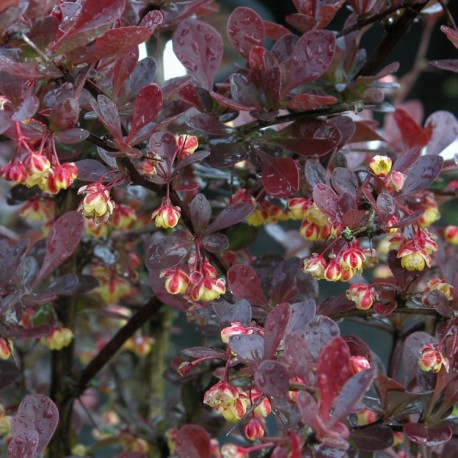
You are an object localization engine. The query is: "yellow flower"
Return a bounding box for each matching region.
[369,155,392,177]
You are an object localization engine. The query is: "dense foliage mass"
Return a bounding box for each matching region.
[0,0,458,457]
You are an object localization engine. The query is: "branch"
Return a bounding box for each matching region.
[76,295,163,397]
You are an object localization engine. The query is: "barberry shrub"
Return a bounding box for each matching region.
[0,0,458,457]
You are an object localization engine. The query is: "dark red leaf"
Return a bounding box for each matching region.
[229,334,264,364]
[48,274,79,295]
[342,209,366,229]
[264,303,291,360]
[376,192,396,223]
[189,193,212,234]
[404,422,452,447]
[318,337,352,419]
[425,111,458,155]
[213,299,252,328]
[263,20,290,40]
[120,57,157,102]
[91,95,122,139]
[0,55,45,79]
[393,108,430,149]
[11,96,39,121]
[441,25,458,48]
[185,112,231,136]
[173,19,223,90]
[285,13,317,34]
[52,0,126,54]
[210,89,257,112]
[176,424,211,458]
[401,155,443,195]
[261,156,299,198]
[205,203,254,234]
[227,264,268,307]
[283,30,336,94]
[261,119,341,156]
[33,211,84,287]
[255,360,291,398]
[271,33,298,62]
[305,159,328,187]
[202,233,229,253]
[350,425,394,451]
[0,324,52,340]
[350,120,385,143]
[10,394,59,455]
[227,7,265,59]
[128,84,162,142]
[282,93,337,111]
[175,150,211,170]
[112,48,139,99]
[114,453,145,458]
[330,367,376,426]
[0,238,29,288]
[402,331,434,388]
[227,73,260,109]
[94,26,154,59]
[284,333,310,382]
[148,131,177,170]
[331,167,358,196]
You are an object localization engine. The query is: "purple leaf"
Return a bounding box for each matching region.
[305,159,328,187]
[0,55,44,79]
[91,95,122,139]
[33,211,84,287]
[146,232,192,270]
[10,394,59,455]
[121,57,157,102]
[282,93,337,111]
[425,111,458,155]
[229,73,260,109]
[271,258,301,304]
[393,146,421,173]
[303,315,340,361]
[209,139,249,167]
[74,159,109,181]
[330,367,376,426]
[429,59,458,72]
[283,30,336,94]
[376,192,396,223]
[350,425,394,451]
[264,303,291,360]
[271,33,298,62]
[7,431,39,458]
[181,347,225,359]
[313,183,340,221]
[0,238,29,288]
[229,334,264,364]
[189,193,212,234]
[11,96,39,121]
[128,84,162,142]
[176,425,211,458]
[284,333,310,381]
[54,127,89,144]
[185,112,231,136]
[205,203,253,234]
[48,274,79,295]
[318,337,352,419]
[210,89,257,112]
[402,331,434,388]
[255,360,291,398]
[0,360,21,390]
[341,209,366,229]
[404,423,452,447]
[227,264,268,307]
[173,19,223,90]
[261,156,299,198]
[149,131,176,170]
[175,150,210,170]
[1,324,52,340]
[52,0,126,54]
[213,299,252,328]
[286,299,316,335]
[227,7,265,59]
[202,233,229,253]
[401,155,443,195]
[331,168,358,196]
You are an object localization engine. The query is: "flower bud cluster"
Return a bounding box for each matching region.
[203,381,271,425]
[40,327,74,351]
[78,182,115,223]
[394,227,438,271]
[418,343,449,373]
[19,198,57,225]
[417,191,440,228]
[151,198,181,228]
[444,225,458,245]
[346,284,377,310]
[422,277,454,306]
[123,336,154,357]
[160,256,226,302]
[1,155,78,194]
[91,265,136,304]
[232,189,290,227]
[0,338,13,360]
[303,240,367,282]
